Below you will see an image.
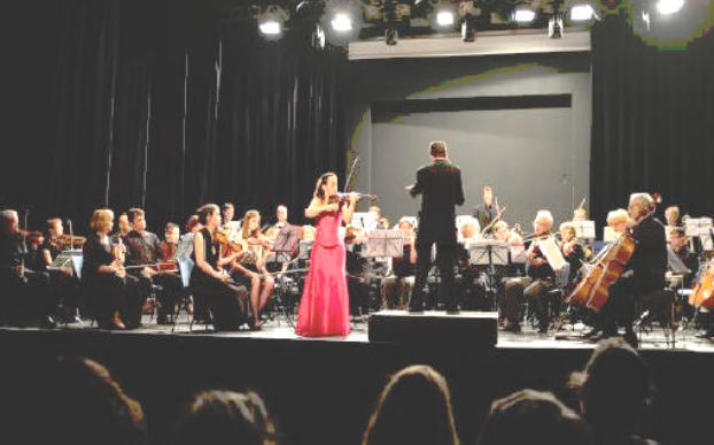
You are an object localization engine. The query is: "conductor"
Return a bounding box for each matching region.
[406,141,465,313]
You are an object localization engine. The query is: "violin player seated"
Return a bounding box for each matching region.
[501,210,557,333]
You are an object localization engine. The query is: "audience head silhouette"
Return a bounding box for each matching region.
[175,390,277,445]
[42,357,146,445]
[363,364,459,445]
[574,338,652,444]
[476,389,593,445]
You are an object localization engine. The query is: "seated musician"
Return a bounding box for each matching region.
[664,205,680,243]
[0,209,55,327]
[599,193,667,348]
[559,222,585,288]
[377,217,391,230]
[221,202,241,240]
[81,209,143,330]
[501,210,556,333]
[42,218,81,323]
[123,208,183,324]
[458,219,481,244]
[380,218,417,309]
[608,208,629,235]
[669,227,699,289]
[494,221,524,247]
[191,204,249,331]
[344,225,370,314]
[111,212,131,242]
[177,214,201,263]
[229,210,274,328]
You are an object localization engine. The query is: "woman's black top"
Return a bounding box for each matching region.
[191,228,218,283]
[82,233,113,281]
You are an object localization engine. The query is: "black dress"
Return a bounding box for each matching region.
[42,237,80,319]
[81,233,143,328]
[190,228,247,330]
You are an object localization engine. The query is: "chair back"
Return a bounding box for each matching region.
[177,257,194,289]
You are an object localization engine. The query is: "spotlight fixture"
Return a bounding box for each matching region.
[656,0,684,15]
[259,19,282,35]
[513,7,536,23]
[436,10,455,27]
[570,4,595,21]
[331,12,353,32]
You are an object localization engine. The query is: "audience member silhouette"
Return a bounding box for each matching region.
[362,364,459,445]
[570,338,657,445]
[476,389,593,445]
[40,357,146,445]
[174,390,278,445]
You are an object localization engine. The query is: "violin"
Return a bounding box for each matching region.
[327,192,377,205]
[214,229,246,255]
[49,234,87,250]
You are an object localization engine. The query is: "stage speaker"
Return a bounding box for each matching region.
[368,310,498,347]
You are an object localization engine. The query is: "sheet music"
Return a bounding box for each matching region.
[536,236,567,271]
[363,230,403,258]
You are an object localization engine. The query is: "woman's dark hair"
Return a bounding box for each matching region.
[197,204,220,225]
[175,390,278,445]
[185,214,200,233]
[362,364,459,445]
[313,172,336,200]
[476,389,593,445]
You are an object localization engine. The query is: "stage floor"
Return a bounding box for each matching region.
[3,310,713,353]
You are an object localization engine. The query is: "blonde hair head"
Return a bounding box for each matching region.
[90,209,114,233]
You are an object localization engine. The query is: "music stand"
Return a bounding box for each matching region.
[466,240,509,310]
[273,225,301,263]
[363,230,403,259]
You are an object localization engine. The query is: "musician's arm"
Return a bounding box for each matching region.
[42,248,53,267]
[342,194,358,225]
[305,198,338,219]
[409,169,424,197]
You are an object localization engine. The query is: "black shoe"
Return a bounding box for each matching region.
[538,325,548,334]
[624,330,639,349]
[502,322,521,333]
[445,305,460,314]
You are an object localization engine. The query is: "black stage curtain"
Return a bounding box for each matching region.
[3,0,346,232]
[590,13,714,228]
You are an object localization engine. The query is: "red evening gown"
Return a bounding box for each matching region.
[296,210,350,337]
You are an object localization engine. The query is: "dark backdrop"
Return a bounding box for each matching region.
[3,0,346,233]
[590,12,714,227]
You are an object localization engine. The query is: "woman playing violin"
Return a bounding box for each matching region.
[42,218,82,322]
[229,210,274,329]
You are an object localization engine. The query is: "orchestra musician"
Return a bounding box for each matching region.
[493,221,524,247]
[669,227,699,289]
[559,222,585,287]
[380,218,417,309]
[664,205,680,243]
[473,186,497,234]
[501,210,556,333]
[191,203,249,331]
[607,209,629,235]
[177,214,201,264]
[81,209,143,330]
[406,141,465,313]
[597,193,667,348]
[0,209,55,327]
[457,218,490,310]
[112,212,131,242]
[123,208,183,324]
[344,225,370,315]
[42,218,81,323]
[229,210,274,328]
[221,202,241,241]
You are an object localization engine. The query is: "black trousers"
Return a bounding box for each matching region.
[48,270,79,318]
[411,239,457,310]
[1,269,55,324]
[191,275,248,331]
[86,273,144,328]
[130,271,183,320]
[600,277,636,334]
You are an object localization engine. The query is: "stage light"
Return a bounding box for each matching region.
[513,7,536,23]
[259,19,282,35]
[656,0,684,15]
[331,12,353,32]
[570,4,595,21]
[436,10,455,27]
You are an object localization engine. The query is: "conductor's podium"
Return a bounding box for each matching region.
[368,310,498,348]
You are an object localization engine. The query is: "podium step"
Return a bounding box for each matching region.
[368,310,498,347]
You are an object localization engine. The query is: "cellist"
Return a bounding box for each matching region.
[598,193,667,348]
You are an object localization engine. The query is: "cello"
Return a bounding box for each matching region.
[689,261,714,308]
[564,206,655,313]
